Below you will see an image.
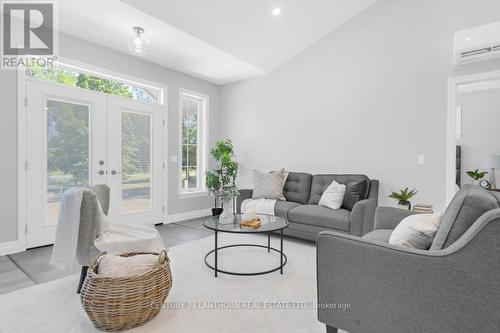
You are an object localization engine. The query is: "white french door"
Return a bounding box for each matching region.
[25,80,165,248]
[106,96,164,224]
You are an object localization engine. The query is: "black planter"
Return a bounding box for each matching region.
[212,208,223,216]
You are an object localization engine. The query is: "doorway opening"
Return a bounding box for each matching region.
[446,70,500,204]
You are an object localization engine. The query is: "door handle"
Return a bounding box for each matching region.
[111,170,121,175]
[97,170,105,175]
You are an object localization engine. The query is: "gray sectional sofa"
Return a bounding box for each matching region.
[236,172,379,241]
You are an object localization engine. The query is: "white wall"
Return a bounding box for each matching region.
[457,88,500,187]
[0,70,18,243]
[0,33,221,244]
[220,0,500,212]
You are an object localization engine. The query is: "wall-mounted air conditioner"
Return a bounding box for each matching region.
[454,21,500,65]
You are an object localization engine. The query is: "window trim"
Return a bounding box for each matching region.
[178,88,209,197]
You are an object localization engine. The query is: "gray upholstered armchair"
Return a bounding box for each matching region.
[317,186,500,333]
[76,184,110,293]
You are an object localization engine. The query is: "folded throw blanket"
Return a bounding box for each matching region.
[241,198,276,216]
[50,187,86,272]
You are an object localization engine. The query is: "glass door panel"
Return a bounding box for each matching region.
[46,100,90,225]
[121,111,152,214]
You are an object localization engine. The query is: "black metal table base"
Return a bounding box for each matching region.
[205,231,287,277]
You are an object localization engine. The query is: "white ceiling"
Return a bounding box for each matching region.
[55,0,265,84]
[56,0,377,84]
[123,0,378,73]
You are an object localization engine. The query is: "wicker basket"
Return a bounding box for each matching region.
[80,250,172,332]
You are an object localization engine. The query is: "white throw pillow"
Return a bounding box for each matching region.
[318,181,346,210]
[389,214,441,250]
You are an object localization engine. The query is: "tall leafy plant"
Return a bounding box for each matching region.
[205,139,239,207]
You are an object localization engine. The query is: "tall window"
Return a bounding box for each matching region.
[180,90,207,194]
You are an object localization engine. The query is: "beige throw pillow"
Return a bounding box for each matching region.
[318,181,346,210]
[252,169,286,200]
[389,214,441,250]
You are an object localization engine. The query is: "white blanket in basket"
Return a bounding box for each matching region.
[94,216,164,256]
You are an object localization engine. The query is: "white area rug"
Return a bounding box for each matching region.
[0,234,340,333]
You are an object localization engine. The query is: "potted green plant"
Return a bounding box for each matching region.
[466,169,488,185]
[205,139,239,221]
[388,187,417,210]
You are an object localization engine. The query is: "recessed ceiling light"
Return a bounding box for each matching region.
[272,8,281,16]
[465,37,473,41]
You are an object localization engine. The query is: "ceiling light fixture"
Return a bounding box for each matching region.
[128,26,150,57]
[272,8,281,16]
[465,37,473,41]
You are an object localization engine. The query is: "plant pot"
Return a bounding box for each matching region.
[472,180,480,186]
[398,200,411,211]
[211,208,223,216]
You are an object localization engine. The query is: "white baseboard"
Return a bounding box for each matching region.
[0,240,24,256]
[166,208,212,223]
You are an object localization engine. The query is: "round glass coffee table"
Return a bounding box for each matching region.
[203,214,289,277]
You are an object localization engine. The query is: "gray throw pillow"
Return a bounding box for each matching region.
[252,169,286,200]
[342,180,368,210]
